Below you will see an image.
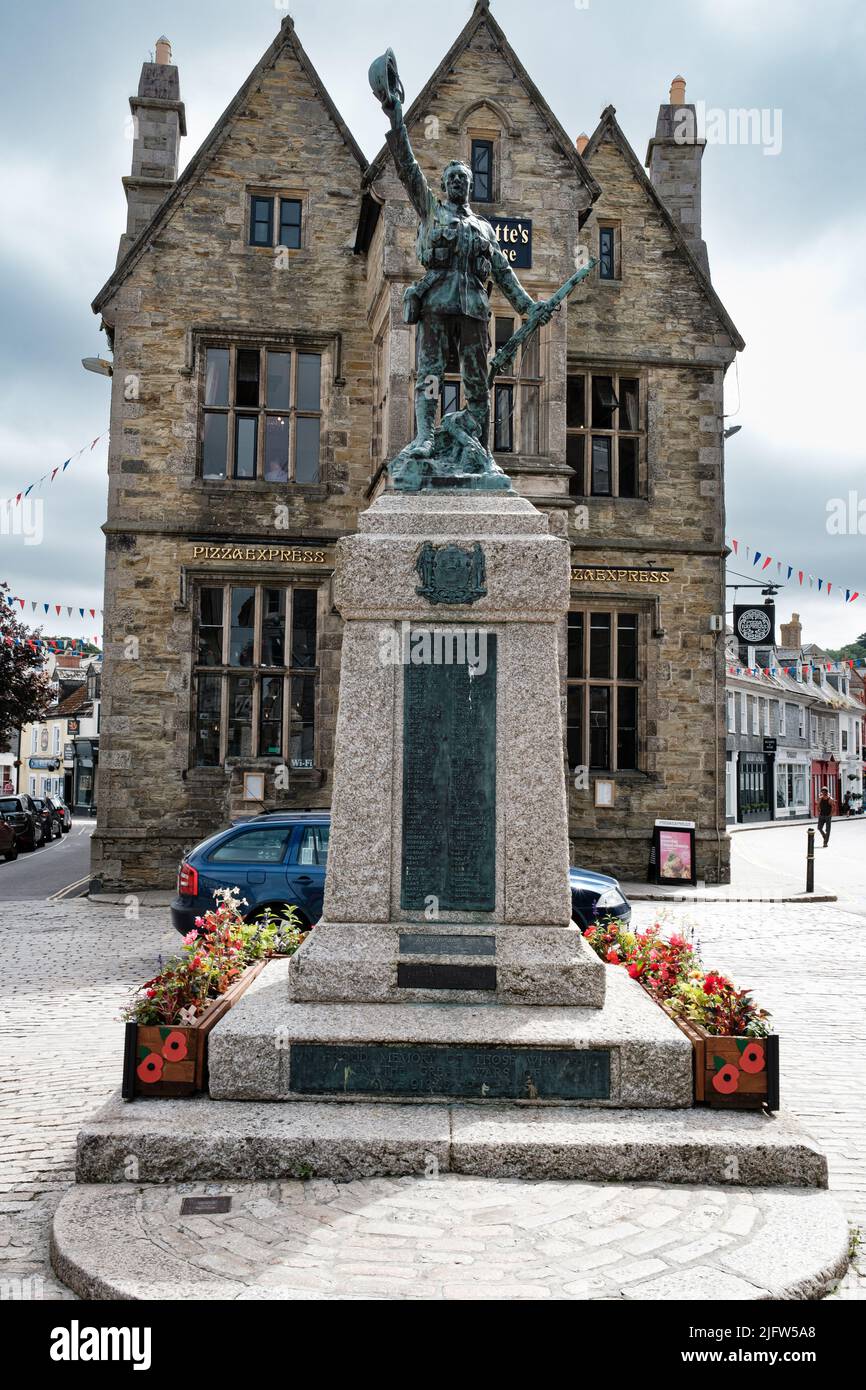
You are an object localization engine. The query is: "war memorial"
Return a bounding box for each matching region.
[49,14,849,1303]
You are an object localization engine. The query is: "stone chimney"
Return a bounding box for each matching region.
[780,613,803,650]
[575,132,589,156]
[645,75,709,277]
[118,36,186,263]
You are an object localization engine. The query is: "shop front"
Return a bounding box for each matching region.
[72,738,99,814]
[737,752,773,823]
[811,759,839,815]
[774,755,810,820]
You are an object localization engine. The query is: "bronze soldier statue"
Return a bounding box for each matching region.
[370,49,555,491]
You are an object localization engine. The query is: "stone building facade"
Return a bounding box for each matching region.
[90,2,742,890]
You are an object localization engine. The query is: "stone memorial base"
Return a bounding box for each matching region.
[287,922,605,1008]
[208,960,691,1108]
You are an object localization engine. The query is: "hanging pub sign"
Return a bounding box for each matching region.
[734,603,775,646]
[67,718,80,735]
[493,217,532,269]
[652,819,697,886]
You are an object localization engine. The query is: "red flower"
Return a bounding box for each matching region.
[627,963,644,978]
[161,1030,188,1062]
[605,948,620,963]
[137,1053,164,1084]
[711,1062,740,1095]
[739,1042,765,1074]
[704,973,728,995]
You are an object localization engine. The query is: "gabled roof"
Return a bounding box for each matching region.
[93,17,367,316]
[55,685,90,718]
[582,105,745,352]
[361,0,601,201]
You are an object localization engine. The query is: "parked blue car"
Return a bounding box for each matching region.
[171,810,632,935]
[171,812,329,935]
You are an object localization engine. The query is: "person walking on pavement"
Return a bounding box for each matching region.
[817,787,833,847]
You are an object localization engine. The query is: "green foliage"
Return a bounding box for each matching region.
[123,888,308,1026]
[0,583,53,746]
[583,918,772,1036]
[827,632,866,662]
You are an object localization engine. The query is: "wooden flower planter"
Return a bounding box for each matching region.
[121,960,267,1100]
[653,995,779,1112]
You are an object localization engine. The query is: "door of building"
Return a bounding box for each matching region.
[738,754,773,823]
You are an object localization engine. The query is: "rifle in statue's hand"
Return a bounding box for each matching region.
[487,257,598,388]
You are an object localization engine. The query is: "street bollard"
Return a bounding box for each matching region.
[806,827,815,894]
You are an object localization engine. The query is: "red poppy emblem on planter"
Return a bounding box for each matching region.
[136,1052,164,1084]
[161,1030,188,1062]
[737,1040,765,1074]
[711,1058,740,1094]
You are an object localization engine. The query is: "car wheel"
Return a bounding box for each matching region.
[23,835,36,852]
[3,848,17,862]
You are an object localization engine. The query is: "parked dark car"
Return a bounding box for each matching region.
[0,795,45,851]
[569,866,631,929]
[171,809,632,937]
[171,812,330,936]
[43,796,71,834]
[32,798,63,842]
[0,816,18,862]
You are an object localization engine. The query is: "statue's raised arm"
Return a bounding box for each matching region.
[369,50,432,224]
[367,47,557,493]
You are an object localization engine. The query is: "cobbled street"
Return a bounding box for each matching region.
[0,897,863,1299]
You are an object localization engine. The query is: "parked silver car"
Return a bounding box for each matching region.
[47,795,72,833]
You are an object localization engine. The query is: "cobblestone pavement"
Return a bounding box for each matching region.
[0,900,178,1299]
[54,1177,845,1301]
[1,898,863,1299]
[630,902,866,1297]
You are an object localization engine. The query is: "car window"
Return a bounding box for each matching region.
[208,826,293,864]
[0,799,19,813]
[296,824,330,866]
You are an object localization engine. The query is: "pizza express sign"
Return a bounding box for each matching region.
[493,218,532,269]
[734,604,775,646]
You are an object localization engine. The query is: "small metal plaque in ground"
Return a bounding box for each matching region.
[290,1044,611,1100]
[399,932,496,956]
[396,962,497,990]
[180,1196,232,1215]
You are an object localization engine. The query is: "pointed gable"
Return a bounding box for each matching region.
[357,0,600,250]
[93,17,367,315]
[582,106,744,351]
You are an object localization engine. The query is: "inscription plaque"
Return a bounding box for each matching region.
[396,962,497,990]
[180,1196,232,1215]
[290,1044,611,1101]
[399,932,496,957]
[401,636,496,910]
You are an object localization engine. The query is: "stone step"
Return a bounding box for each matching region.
[208,961,692,1107]
[287,921,606,1008]
[51,1177,849,1302]
[77,1092,827,1189]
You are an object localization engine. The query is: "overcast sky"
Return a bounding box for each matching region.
[1,0,864,647]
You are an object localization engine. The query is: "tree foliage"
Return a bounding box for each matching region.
[0,583,53,748]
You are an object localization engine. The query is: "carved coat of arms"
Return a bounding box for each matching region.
[415,542,487,605]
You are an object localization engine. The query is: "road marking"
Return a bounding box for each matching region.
[47,874,91,902]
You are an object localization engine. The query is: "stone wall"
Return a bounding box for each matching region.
[92,9,739,890]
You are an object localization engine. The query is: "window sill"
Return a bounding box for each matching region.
[195,479,328,498]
